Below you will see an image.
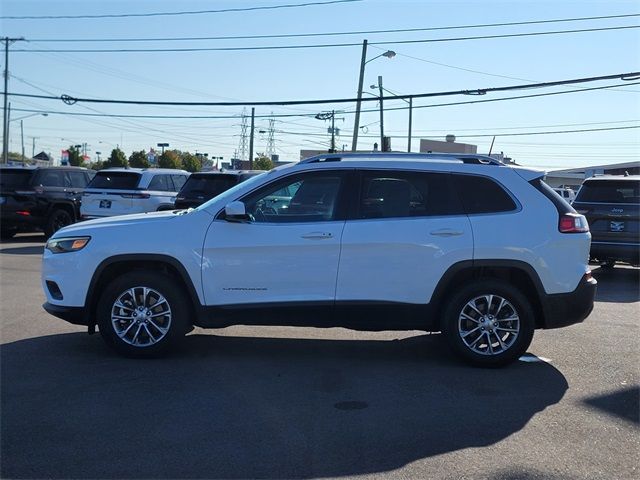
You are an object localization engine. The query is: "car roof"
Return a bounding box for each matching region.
[584,175,640,182]
[192,170,262,176]
[300,152,505,166]
[97,168,189,174]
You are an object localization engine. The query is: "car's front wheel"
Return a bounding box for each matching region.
[97,271,191,357]
[442,280,535,367]
[45,209,73,238]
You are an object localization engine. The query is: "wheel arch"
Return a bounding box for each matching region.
[430,260,547,329]
[85,254,203,331]
[47,202,77,221]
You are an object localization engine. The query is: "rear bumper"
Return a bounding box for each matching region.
[43,302,88,326]
[540,274,597,329]
[590,241,640,264]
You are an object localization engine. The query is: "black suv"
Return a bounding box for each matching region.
[573,174,640,268]
[174,170,262,209]
[0,166,95,239]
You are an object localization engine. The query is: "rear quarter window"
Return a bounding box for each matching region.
[88,172,141,189]
[452,174,517,214]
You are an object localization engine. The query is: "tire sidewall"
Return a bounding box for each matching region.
[45,209,73,238]
[442,280,535,367]
[97,271,190,357]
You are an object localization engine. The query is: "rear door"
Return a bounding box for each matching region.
[336,170,473,305]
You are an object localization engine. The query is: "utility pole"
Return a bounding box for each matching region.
[408,97,413,152]
[377,76,385,151]
[31,136,38,158]
[248,107,255,170]
[20,120,24,160]
[351,39,368,152]
[3,37,25,164]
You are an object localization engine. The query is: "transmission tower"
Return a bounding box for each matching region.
[237,108,249,161]
[265,114,276,157]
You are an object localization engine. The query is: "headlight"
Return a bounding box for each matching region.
[45,236,91,254]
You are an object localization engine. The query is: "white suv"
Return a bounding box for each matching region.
[80,168,190,219]
[42,153,596,366]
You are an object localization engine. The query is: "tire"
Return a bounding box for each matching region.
[441,280,535,367]
[97,270,191,357]
[600,260,615,270]
[45,209,73,238]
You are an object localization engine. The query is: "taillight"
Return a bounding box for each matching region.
[16,210,31,216]
[559,213,589,233]
[120,193,150,199]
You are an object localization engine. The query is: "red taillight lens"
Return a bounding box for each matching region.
[559,213,589,233]
[16,210,31,216]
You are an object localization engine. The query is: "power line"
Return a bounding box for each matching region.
[14,25,640,53]
[26,13,640,42]
[9,81,640,119]
[1,0,361,20]
[8,72,639,106]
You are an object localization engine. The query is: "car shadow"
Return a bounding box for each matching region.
[592,266,640,303]
[0,245,44,255]
[583,385,640,424]
[1,332,568,479]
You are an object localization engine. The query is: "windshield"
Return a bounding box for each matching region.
[575,180,640,204]
[0,169,34,189]
[88,171,141,189]
[195,171,268,211]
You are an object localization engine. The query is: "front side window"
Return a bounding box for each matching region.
[240,172,344,223]
[68,171,89,188]
[357,171,463,219]
[34,170,66,187]
[452,174,517,214]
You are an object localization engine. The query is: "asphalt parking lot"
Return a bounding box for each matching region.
[1,233,638,480]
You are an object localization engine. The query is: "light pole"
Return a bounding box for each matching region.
[8,110,47,161]
[157,143,169,156]
[351,40,395,152]
[376,76,384,150]
[370,83,413,152]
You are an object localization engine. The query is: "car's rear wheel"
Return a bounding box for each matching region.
[442,280,535,367]
[45,209,73,238]
[97,271,191,357]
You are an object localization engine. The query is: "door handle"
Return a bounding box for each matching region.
[430,229,464,237]
[301,232,333,240]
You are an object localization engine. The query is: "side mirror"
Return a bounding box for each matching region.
[224,201,250,222]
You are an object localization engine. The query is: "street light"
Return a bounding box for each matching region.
[6,107,47,161]
[370,82,413,152]
[351,40,395,152]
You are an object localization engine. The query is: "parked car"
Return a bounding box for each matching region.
[42,152,596,366]
[80,168,189,219]
[572,174,640,268]
[174,170,262,209]
[552,186,576,204]
[1,165,95,239]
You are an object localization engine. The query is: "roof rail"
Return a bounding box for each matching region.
[300,151,504,166]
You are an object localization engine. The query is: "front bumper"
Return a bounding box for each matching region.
[43,302,88,326]
[540,273,597,329]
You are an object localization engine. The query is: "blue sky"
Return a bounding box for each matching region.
[2,0,639,170]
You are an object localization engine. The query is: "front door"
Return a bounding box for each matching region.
[201,170,349,307]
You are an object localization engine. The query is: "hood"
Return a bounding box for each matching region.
[52,210,188,238]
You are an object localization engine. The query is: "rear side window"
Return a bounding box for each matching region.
[0,170,34,188]
[181,174,237,197]
[33,170,67,187]
[575,180,640,204]
[530,177,574,214]
[88,172,141,189]
[171,174,188,191]
[452,174,517,214]
[68,171,89,188]
[148,174,172,192]
[357,171,463,219]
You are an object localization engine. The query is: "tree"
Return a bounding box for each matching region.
[181,152,202,172]
[106,147,127,168]
[129,150,150,168]
[157,150,181,169]
[254,154,274,171]
[67,145,84,167]
[89,160,106,171]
